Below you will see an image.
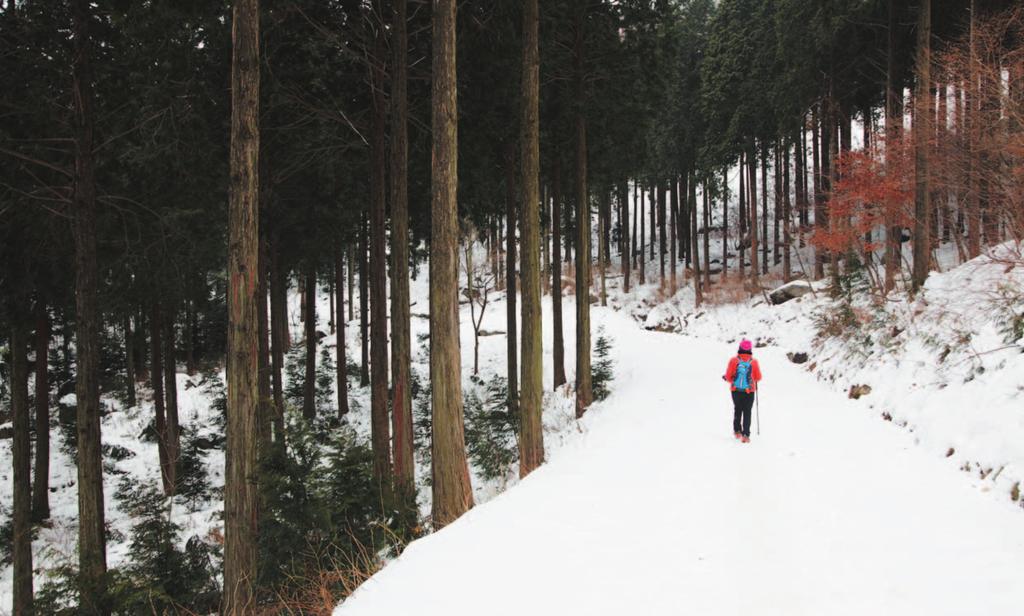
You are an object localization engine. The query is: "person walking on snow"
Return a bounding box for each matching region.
[723,339,762,443]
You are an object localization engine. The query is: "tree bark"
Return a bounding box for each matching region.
[335,245,350,417]
[71,0,108,609]
[519,0,544,478]
[720,169,727,278]
[783,139,792,281]
[257,233,272,444]
[812,105,824,279]
[303,261,317,420]
[599,190,608,306]
[885,0,903,290]
[658,182,666,286]
[623,180,631,292]
[552,159,567,389]
[631,180,638,270]
[639,182,646,283]
[749,145,760,288]
[124,311,136,409]
[505,143,519,419]
[669,177,677,294]
[369,5,392,493]
[649,183,656,263]
[690,168,703,306]
[151,302,172,496]
[574,0,593,418]
[966,0,981,258]
[761,143,770,274]
[224,0,261,609]
[739,151,746,277]
[774,140,781,267]
[703,181,711,287]
[11,318,34,616]
[348,244,355,322]
[359,211,370,386]
[33,299,51,522]
[163,303,180,492]
[270,232,286,439]
[430,0,474,529]
[912,0,932,292]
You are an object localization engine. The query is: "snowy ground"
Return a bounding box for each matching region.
[3,236,1022,614]
[336,303,1024,616]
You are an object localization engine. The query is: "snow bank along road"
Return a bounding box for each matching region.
[337,308,1024,616]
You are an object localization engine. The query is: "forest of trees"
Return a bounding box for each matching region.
[1,0,1022,613]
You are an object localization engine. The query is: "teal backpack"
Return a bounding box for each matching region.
[733,358,752,391]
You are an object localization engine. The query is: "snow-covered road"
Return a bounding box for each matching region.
[336,307,1024,615]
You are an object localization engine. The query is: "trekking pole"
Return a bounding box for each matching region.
[755,387,761,436]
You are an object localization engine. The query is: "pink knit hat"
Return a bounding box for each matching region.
[739,339,753,352]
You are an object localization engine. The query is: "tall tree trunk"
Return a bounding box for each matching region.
[658,182,666,286]
[762,142,771,270]
[11,318,34,616]
[124,312,136,408]
[721,168,728,278]
[257,233,271,444]
[739,151,746,277]
[623,180,631,292]
[574,0,592,418]
[163,304,180,492]
[505,144,519,419]
[812,105,824,279]
[937,83,951,244]
[369,6,392,494]
[303,261,317,420]
[815,103,830,280]
[669,176,677,294]
[389,2,413,510]
[885,0,903,290]
[783,139,792,281]
[71,1,108,609]
[682,172,690,266]
[270,232,286,439]
[912,0,932,292]
[599,190,608,305]
[773,140,781,267]
[690,168,703,306]
[703,182,711,287]
[224,0,261,609]
[33,299,51,521]
[966,0,981,258]
[748,145,760,288]
[359,212,370,386]
[543,184,551,294]
[348,245,355,322]
[185,297,196,375]
[639,182,646,282]
[328,267,335,334]
[335,246,350,417]
[552,159,567,389]
[649,184,656,263]
[430,0,474,529]
[631,180,638,270]
[150,302,172,496]
[519,0,544,477]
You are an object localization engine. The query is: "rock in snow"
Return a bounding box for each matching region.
[643,303,679,332]
[769,280,812,305]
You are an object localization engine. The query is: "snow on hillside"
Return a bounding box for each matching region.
[0,248,586,611]
[621,242,1024,510]
[335,301,1024,616]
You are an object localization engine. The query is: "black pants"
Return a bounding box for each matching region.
[732,390,754,437]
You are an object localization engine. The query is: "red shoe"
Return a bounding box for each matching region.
[734,432,741,440]
[740,435,750,443]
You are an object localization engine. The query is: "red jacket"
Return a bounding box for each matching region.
[724,354,762,393]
